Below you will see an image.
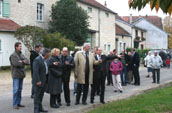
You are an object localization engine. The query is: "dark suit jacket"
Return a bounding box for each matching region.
[33,56,47,87]
[59,55,75,80]
[93,55,116,78]
[30,50,39,74]
[132,52,140,67]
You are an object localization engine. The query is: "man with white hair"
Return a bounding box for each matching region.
[74,43,101,105]
[149,50,162,84]
[144,51,153,78]
[58,47,75,106]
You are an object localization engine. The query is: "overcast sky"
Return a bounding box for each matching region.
[97,0,169,19]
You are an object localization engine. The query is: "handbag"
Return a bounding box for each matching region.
[49,68,62,78]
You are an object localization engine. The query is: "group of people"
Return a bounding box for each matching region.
[144,49,171,84]
[10,42,167,113]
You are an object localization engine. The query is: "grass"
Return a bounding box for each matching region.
[88,84,172,113]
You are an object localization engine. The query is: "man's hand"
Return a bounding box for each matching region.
[126,64,128,66]
[65,61,69,65]
[18,60,23,63]
[98,59,102,63]
[53,62,59,65]
[37,82,41,86]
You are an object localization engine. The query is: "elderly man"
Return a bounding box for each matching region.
[59,47,75,106]
[10,42,29,109]
[33,48,51,113]
[149,51,162,84]
[74,43,101,105]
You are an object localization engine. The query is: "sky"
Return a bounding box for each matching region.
[96,0,169,19]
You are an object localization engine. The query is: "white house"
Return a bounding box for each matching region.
[0,19,26,67]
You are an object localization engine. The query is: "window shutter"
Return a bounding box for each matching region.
[3,0,10,17]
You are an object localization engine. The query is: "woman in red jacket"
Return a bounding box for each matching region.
[110,57,123,93]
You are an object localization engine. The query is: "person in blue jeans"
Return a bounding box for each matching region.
[9,42,29,109]
[120,50,129,86]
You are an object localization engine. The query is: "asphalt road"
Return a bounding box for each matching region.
[0,66,172,113]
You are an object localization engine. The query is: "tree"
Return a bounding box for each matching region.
[14,25,46,51]
[129,0,172,15]
[49,0,89,46]
[164,16,172,49]
[42,32,76,50]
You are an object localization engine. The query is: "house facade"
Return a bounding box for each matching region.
[78,0,117,54]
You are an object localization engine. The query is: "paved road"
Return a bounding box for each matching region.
[0,66,172,113]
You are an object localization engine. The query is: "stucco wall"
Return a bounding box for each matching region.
[135,19,168,49]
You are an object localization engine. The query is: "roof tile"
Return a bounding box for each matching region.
[0,19,20,31]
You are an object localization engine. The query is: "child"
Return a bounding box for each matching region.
[110,57,123,93]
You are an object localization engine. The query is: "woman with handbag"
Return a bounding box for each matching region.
[47,48,62,108]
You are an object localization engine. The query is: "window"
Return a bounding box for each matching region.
[0,1,2,16]
[37,3,44,21]
[87,7,92,13]
[18,0,21,3]
[108,44,111,51]
[104,44,106,51]
[105,12,109,17]
[135,30,138,37]
[123,43,126,50]
[0,39,1,51]
[141,31,143,38]
[119,42,122,54]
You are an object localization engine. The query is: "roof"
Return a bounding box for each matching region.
[0,19,20,32]
[78,0,117,14]
[121,16,163,30]
[115,24,131,36]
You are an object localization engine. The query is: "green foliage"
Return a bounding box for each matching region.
[42,32,76,50]
[49,0,89,46]
[88,85,172,113]
[14,25,47,51]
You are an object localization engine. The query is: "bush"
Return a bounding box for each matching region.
[42,32,76,50]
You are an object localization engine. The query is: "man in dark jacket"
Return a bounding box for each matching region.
[59,47,75,106]
[90,48,116,104]
[30,44,42,98]
[131,49,140,86]
[10,42,29,109]
[33,48,50,113]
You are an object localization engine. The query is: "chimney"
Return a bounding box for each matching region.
[104,1,107,7]
[130,14,132,24]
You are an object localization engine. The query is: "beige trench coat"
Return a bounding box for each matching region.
[74,51,98,84]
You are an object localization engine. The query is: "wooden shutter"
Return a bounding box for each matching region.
[3,0,10,17]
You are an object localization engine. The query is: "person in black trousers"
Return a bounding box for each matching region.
[90,48,116,104]
[59,47,75,106]
[131,48,140,86]
[33,48,50,113]
[30,44,42,98]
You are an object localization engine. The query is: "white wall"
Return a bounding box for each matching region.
[0,32,26,66]
[134,19,168,49]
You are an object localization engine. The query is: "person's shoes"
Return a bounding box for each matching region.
[39,108,48,112]
[146,75,150,78]
[58,102,62,106]
[75,101,79,105]
[31,95,34,99]
[13,106,20,109]
[82,101,87,105]
[119,90,123,93]
[157,82,160,84]
[152,81,156,83]
[106,83,110,86]
[90,100,94,104]
[66,103,70,106]
[114,90,117,92]
[100,101,105,104]
[18,104,25,107]
[51,104,59,108]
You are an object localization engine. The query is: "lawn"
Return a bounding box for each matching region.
[88,84,172,113]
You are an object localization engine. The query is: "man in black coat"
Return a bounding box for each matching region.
[131,49,140,86]
[33,48,50,113]
[30,44,41,98]
[90,48,116,104]
[59,47,75,106]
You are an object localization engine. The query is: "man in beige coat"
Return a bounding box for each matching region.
[74,43,101,105]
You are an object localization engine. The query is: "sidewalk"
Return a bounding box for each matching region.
[0,66,172,113]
